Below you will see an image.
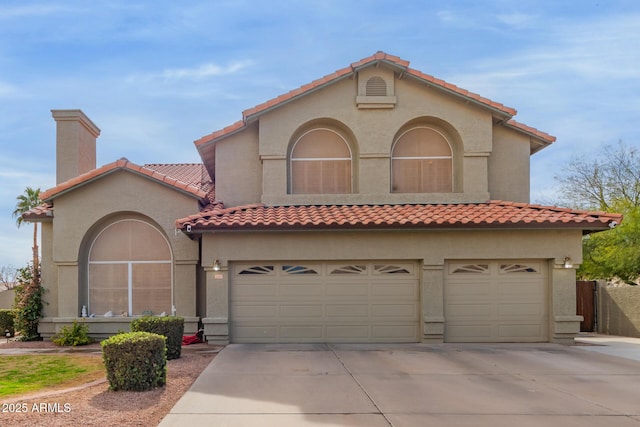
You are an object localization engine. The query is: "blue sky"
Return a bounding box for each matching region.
[1,0,639,269]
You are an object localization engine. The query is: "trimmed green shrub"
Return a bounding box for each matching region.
[0,309,16,338]
[101,331,166,391]
[52,319,95,346]
[131,316,184,360]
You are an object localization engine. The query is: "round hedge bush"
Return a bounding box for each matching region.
[101,331,166,391]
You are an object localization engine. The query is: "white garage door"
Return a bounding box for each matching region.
[445,261,548,342]
[230,261,420,343]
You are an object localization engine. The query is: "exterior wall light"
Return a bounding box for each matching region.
[213,259,221,272]
[563,257,573,269]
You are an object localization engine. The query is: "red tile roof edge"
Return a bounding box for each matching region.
[194,51,521,147]
[40,158,208,201]
[175,200,622,231]
[504,120,557,144]
[22,203,54,221]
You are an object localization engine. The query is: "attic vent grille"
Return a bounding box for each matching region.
[366,76,387,96]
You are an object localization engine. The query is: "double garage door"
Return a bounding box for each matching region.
[230,261,420,343]
[230,260,548,343]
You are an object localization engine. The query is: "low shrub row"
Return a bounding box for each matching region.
[131,316,184,360]
[51,315,185,391]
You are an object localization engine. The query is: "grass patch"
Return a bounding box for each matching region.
[0,355,105,397]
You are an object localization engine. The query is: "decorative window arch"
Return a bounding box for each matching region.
[87,219,172,316]
[391,126,453,193]
[290,128,352,194]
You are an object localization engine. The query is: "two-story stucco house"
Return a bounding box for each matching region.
[26,52,621,344]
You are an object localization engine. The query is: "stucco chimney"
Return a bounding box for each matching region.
[51,109,101,184]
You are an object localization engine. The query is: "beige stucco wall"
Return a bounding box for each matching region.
[598,284,640,337]
[200,228,583,344]
[0,289,15,310]
[41,221,56,317]
[43,170,201,321]
[215,122,262,207]
[211,65,517,208]
[489,126,531,202]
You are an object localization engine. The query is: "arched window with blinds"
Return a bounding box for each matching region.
[290,128,352,194]
[391,127,453,193]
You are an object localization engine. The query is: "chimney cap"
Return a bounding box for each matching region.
[51,109,101,137]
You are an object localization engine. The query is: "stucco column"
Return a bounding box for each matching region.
[174,260,197,317]
[201,265,229,344]
[57,262,79,317]
[551,262,582,344]
[422,264,445,342]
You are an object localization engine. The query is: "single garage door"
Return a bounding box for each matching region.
[230,261,420,343]
[445,261,548,342]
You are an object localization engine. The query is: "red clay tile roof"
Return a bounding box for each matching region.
[40,158,209,201]
[504,120,556,145]
[176,201,622,232]
[22,203,53,221]
[195,51,528,147]
[144,163,213,193]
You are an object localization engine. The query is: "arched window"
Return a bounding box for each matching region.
[391,127,453,193]
[88,219,172,316]
[290,128,352,194]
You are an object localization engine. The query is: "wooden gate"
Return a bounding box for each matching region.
[576,280,596,332]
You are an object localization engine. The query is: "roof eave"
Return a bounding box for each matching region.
[179,221,615,234]
[43,168,207,203]
[242,74,355,124]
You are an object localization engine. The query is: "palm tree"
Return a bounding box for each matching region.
[12,187,42,273]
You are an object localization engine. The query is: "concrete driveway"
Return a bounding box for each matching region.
[159,343,640,426]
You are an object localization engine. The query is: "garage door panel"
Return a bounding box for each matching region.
[233,304,278,318]
[280,305,323,317]
[231,261,419,343]
[325,304,369,317]
[444,324,494,341]
[446,281,492,297]
[326,325,370,339]
[498,324,546,340]
[498,303,545,317]
[279,283,324,296]
[234,326,277,341]
[447,303,492,317]
[235,284,277,297]
[280,326,324,339]
[373,325,419,340]
[326,283,368,296]
[371,304,418,318]
[372,282,418,297]
[446,260,548,343]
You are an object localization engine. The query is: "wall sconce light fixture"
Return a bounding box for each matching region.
[213,259,221,272]
[563,257,573,269]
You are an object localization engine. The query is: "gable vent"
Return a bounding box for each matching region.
[366,76,387,96]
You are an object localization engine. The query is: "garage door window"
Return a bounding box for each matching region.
[330,265,367,275]
[450,264,489,274]
[282,265,319,275]
[500,263,539,273]
[237,266,275,275]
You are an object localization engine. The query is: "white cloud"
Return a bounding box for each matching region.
[0,4,64,19]
[128,60,253,84]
